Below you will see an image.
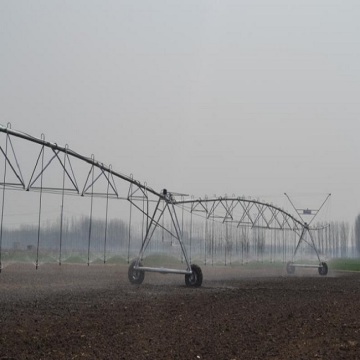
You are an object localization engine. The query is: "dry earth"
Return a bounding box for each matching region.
[0,262,360,359]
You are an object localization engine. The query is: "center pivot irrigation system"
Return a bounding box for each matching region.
[0,124,331,287]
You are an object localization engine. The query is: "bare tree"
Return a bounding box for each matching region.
[354,214,360,256]
[340,221,350,258]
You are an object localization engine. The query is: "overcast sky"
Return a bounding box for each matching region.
[1,0,360,223]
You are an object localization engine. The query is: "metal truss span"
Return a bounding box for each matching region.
[0,124,161,200]
[174,197,303,231]
[0,124,305,231]
[0,124,330,282]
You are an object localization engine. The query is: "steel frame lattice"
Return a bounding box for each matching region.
[0,124,330,283]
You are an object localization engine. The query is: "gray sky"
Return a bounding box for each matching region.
[1,0,360,223]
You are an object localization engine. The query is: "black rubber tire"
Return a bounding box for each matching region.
[128,259,145,285]
[185,264,203,287]
[318,262,328,276]
[286,261,295,275]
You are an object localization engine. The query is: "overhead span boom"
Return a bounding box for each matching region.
[174,196,303,231]
[0,124,161,198]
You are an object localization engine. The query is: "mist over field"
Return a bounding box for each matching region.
[0,0,359,286]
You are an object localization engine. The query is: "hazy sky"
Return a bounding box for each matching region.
[1,0,360,223]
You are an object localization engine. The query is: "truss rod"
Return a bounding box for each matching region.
[0,125,161,198]
[176,197,303,229]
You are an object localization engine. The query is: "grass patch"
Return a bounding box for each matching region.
[329,258,360,272]
[1,251,33,263]
[104,255,128,265]
[62,255,87,264]
[1,250,57,264]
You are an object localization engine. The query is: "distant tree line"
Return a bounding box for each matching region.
[1,215,359,264]
[2,216,130,253]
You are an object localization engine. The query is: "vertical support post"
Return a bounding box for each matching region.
[241,228,244,265]
[59,147,67,266]
[144,183,149,234]
[211,213,214,266]
[36,141,45,270]
[0,133,9,273]
[270,228,273,262]
[181,196,184,263]
[161,201,165,244]
[229,223,233,265]
[127,198,132,264]
[189,210,193,264]
[225,222,228,266]
[142,196,145,249]
[103,173,110,264]
[282,230,285,263]
[204,218,207,265]
[87,160,95,266]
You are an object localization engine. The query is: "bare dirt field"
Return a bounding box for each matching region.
[0,262,360,359]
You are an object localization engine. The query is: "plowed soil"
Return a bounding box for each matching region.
[0,263,359,359]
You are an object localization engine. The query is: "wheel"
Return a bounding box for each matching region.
[185,264,203,287]
[318,262,328,276]
[128,259,145,285]
[286,261,295,275]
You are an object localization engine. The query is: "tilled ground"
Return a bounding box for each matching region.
[0,263,359,359]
